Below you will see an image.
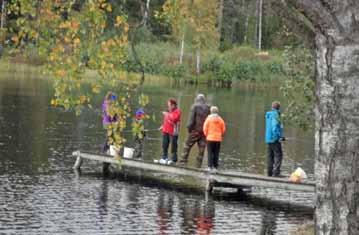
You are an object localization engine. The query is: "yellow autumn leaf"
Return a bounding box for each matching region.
[79,95,87,104]
[51,99,57,106]
[73,38,80,45]
[56,69,66,77]
[106,5,112,12]
[92,84,101,94]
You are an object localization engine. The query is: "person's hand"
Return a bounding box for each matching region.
[162,111,168,116]
[280,137,286,142]
[158,126,163,131]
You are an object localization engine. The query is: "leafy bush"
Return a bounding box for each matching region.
[124,42,285,83]
[280,46,315,130]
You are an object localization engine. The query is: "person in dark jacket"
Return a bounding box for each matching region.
[178,94,210,167]
[265,101,285,177]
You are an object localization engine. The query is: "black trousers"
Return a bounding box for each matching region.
[267,141,283,176]
[207,141,221,168]
[162,133,178,162]
[133,136,144,159]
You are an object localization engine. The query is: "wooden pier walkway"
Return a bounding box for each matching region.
[72,151,315,193]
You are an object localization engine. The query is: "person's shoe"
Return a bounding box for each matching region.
[153,159,159,163]
[211,168,218,173]
[273,174,286,178]
[167,160,173,165]
[206,167,212,172]
[159,159,167,165]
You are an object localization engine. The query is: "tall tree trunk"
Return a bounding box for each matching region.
[314,35,359,235]
[257,0,263,50]
[143,0,150,26]
[179,33,184,64]
[254,0,259,48]
[196,49,200,75]
[218,0,224,36]
[0,0,6,30]
[285,0,359,234]
[243,0,249,44]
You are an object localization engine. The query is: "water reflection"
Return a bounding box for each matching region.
[258,211,277,235]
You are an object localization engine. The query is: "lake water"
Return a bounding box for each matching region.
[0,64,314,234]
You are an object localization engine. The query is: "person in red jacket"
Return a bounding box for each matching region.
[203,106,226,172]
[159,98,181,164]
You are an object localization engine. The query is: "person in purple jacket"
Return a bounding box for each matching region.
[102,91,117,152]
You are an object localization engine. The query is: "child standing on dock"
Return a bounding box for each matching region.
[203,106,226,172]
[102,91,117,153]
[158,98,181,164]
[132,108,146,159]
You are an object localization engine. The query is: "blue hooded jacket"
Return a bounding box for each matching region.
[265,108,283,144]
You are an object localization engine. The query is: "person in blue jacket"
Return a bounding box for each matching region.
[265,101,285,177]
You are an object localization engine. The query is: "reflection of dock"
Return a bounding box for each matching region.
[72,151,315,193]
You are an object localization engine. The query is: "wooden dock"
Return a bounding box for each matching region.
[72,151,315,193]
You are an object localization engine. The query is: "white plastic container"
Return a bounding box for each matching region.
[123,147,134,159]
[109,145,119,156]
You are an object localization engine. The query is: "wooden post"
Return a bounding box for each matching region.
[72,151,83,170]
[102,162,111,176]
[205,179,214,193]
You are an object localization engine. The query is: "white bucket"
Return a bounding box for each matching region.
[123,147,134,159]
[109,145,119,156]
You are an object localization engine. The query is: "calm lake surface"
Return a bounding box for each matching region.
[0,64,314,234]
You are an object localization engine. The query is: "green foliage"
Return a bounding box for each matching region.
[131,94,150,140]
[125,42,285,82]
[280,46,315,131]
[5,0,148,150]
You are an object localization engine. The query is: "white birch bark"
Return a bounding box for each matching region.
[0,0,6,30]
[254,0,259,47]
[196,49,200,75]
[284,0,359,234]
[258,0,263,50]
[218,0,224,35]
[243,0,249,43]
[179,33,184,64]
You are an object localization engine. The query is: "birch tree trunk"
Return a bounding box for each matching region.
[243,0,249,44]
[179,33,184,64]
[254,0,259,48]
[257,0,262,50]
[196,49,200,75]
[143,0,151,26]
[0,0,6,30]
[285,0,359,234]
[218,0,224,35]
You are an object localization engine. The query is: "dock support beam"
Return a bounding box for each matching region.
[206,179,215,193]
[73,151,83,170]
[103,162,111,176]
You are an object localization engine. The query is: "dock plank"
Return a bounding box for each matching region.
[72,151,315,192]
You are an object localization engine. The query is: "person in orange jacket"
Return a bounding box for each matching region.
[203,106,226,171]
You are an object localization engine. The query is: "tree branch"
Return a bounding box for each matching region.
[284,0,341,36]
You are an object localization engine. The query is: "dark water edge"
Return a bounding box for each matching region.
[0,67,314,234]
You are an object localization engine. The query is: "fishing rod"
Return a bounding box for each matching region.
[283,137,313,144]
[121,128,160,133]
